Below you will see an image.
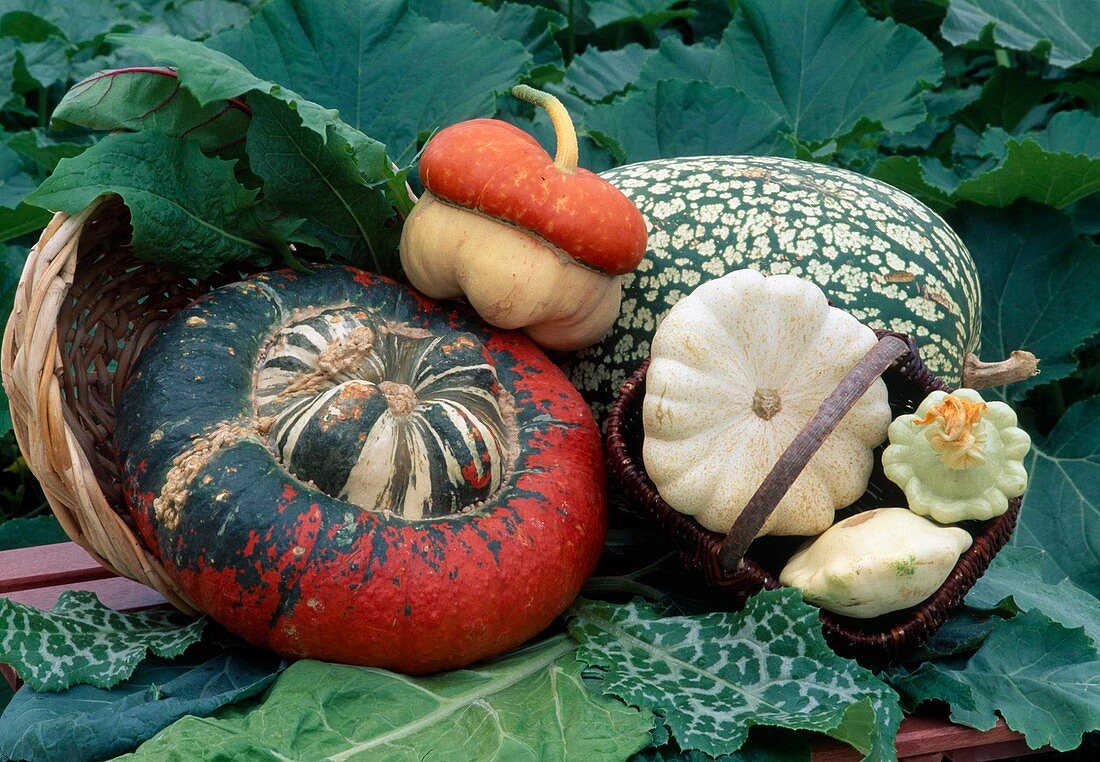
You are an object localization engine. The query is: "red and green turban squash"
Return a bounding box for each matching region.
[115,266,607,674]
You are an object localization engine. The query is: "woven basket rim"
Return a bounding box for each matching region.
[605,331,1020,665]
[2,200,199,614]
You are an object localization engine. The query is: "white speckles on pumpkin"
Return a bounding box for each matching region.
[560,156,982,420]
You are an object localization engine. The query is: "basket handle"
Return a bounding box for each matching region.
[717,334,910,572]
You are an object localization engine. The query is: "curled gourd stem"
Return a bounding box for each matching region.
[961,350,1039,389]
[511,85,579,175]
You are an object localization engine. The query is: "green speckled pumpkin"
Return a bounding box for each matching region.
[563,156,981,419]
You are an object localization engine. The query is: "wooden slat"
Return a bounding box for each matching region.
[3,574,168,611]
[810,715,1031,761]
[1,548,168,692]
[0,542,113,593]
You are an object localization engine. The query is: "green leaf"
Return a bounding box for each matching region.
[638,0,943,143]
[13,37,70,90]
[162,0,255,41]
[958,68,1056,132]
[869,155,956,214]
[888,610,1100,751]
[106,33,344,143]
[0,145,37,210]
[245,92,401,276]
[1070,191,1100,236]
[941,0,1100,69]
[954,112,1100,208]
[0,0,160,47]
[25,130,277,278]
[207,0,531,164]
[4,129,91,174]
[0,244,25,433]
[954,203,1100,400]
[0,590,205,691]
[0,648,283,762]
[568,591,901,760]
[0,204,52,243]
[0,514,67,551]
[123,635,654,761]
[631,727,810,761]
[563,43,654,102]
[966,546,1100,646]
[910,608,998,660]
[0,242,27,432]
[409,0,566,68]
[1014,398,1100,597]
[52,68,250,152]
[585,79,793,164]
[0,37,17,107]
[587,0,693,29]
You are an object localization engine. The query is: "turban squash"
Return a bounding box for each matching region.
[116,266,606,674]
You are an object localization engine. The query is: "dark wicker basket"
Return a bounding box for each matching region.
[606,330,1020,667]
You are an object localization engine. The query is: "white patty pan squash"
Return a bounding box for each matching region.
[882,388,1030,523]
[779,508,973,619]
[642,269,892,536]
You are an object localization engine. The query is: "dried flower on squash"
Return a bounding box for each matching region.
[882,389,1030,523]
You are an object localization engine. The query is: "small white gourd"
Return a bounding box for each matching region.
[642,269,892,536]
[779,508,973,618]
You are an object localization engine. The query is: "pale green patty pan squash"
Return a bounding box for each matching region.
[561,156,981,419]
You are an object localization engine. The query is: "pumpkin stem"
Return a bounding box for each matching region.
[511,85,579,175]
[752,388,783,420]
[961,350,1039,389]
[718,335,910,573]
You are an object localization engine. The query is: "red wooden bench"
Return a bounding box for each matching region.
[0,542,1046,761]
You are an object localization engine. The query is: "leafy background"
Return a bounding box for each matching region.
[1,0,1099,759]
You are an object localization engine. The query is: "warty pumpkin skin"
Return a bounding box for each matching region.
[115,266,607,674]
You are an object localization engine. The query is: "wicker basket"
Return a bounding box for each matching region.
[0,198,251,615]
[606,331,1020,666]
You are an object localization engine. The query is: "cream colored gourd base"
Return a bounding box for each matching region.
[780,508,973,618]
[642,270,892,536]
[400,192,622,350]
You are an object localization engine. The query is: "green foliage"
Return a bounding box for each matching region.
[636,0,942,146]
[956,203,1100,402]
[0,591,205,691]
[888,610,1100,751]
[0,648,284,762]
[569,592,901,760]
[26,130,278,277]
[941,0,1100,69]
[1013,398,1100,596]
[586,80,794,162]
[203,0,533,164]
[51,68,250,151]
[244,92,403,273]
[121,635,655,761]
[0,514,66,550]
[966,546,1100,645]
